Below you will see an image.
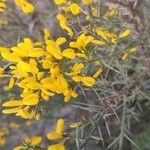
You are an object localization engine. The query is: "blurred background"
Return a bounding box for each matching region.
[0,0,150,149]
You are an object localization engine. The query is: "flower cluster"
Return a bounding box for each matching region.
[0,0,136,121]
[0,27,104,119]
[47,119,66,150]
[14,119,71,150]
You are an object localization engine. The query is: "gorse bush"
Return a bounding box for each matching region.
[0,0,142,150]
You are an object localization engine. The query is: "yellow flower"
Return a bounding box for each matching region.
[46,38,76,60]
[59,6,70,13]
[70,33,94,49]
[11,38,44,58]
[2,100,23,107]
[44,28,51,40]
[57,14,74,37]
[129,47,136,53]
[66,63,84,76]
[35,112,41,121]
[54,0,67,5]
[48,143,65,150]
[70,121,82,128]
[8,77,15,89]
[62,48,76,59]
[63,89,78,102]
[46,40,63,60]
[2,106,22,114]
[22,93,39,105]
[0,0,6,13]
[2,99,36,119]
[14,0,35,13]
[81,76,95,87]
[93,67,103,78]
[47,119,64,140]
[24,136,42,146]
[16,60,39,77]
[122,51,129,61]
[16,107,34,119]
[70,3,80,15]
[72,76,96,87]
[47,119,66,150]
[118,29,130,39]
[96,27,117,44]
[122,47,136,61]
[0,2,6,12]
[1,51,20,62]
[0,46,9,53]
[13,146,24,150]
[0,67,3,77]
[82,0,93,5]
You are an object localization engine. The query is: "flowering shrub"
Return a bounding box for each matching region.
[0,0,142,150]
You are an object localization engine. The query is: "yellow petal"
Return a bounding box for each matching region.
[2,107,21,114]
[122,52,129,61]
[17,61,39,75]
[0,47,9,53]
[70,3,80,15]
[8,77,15,89]
[81,76,95,86]
[69,42,80,48]
[44,28,51,40]
[29,48,44,57]
[93,67,103,78]
[46,40,62,59]
[72,76,82,82]
[119,29,130,38]
[19,109,33,119]
[48,143,65,150]
[56,37,66,46]
[35,112,41,121]
[13,146,24,150]
[129,47,136,53]
[47,132,63,140]
[31,136,42,145]
[2,100,23,107]
[56,119,64,133]
[23,93,39,105]
[41,88,54,96]
[54,0,67,5]
[26,82,40,90]
[1,51,20,62]
[72,63,84,72]
[70,121,82,128]
[62,48,76,59]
